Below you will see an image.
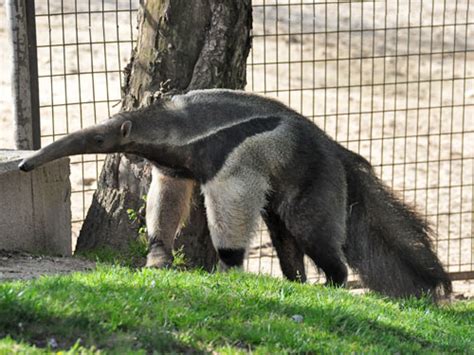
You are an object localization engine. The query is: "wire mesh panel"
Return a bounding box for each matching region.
[246,0,474,280]
[32,0,473,279]
[34,0,139,244]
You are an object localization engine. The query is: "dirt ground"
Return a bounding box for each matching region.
[0,1,472,296]
[0,250,95,281]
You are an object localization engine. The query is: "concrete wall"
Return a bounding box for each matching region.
[0,150,71,255]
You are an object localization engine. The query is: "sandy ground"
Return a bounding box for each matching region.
[0,1,473,295]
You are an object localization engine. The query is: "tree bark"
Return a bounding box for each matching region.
[77,0,252,270]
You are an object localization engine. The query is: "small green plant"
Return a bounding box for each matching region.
[126,208,138,222]
[78,246,123,264]
[172,246,187,269]
[126,195,149,264]
[126,194,147,226]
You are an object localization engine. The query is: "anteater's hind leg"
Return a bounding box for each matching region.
[202,173,270,271]
[283,183,348,287]
[146,167,194,268]
[262,207,306,282]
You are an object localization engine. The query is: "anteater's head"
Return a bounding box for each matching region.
[18,115,134,172]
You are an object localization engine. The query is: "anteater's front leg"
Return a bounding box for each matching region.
[145,167,194,268]
[202,172,270,271]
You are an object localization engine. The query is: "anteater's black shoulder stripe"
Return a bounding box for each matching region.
[188,116,281,183]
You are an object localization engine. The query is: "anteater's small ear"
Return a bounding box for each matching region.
[121,120,132,138]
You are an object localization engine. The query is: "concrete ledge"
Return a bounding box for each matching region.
[0,150,71,256]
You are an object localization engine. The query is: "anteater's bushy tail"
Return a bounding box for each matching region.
[338,148,452,300]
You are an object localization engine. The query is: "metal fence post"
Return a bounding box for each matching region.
[6,0,41,150]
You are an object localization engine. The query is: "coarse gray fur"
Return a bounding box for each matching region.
[19,89,452,300]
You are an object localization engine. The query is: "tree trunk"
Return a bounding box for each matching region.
[77,0,252,270]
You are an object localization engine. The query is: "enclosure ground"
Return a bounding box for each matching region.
[0,250,94,281]
[0,250,472,301]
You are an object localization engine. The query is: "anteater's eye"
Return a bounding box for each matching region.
[94,135,105,145]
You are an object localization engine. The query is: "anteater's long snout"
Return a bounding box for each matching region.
[18,160,34,172]
[17,131,86,173]
[16,121,123,173]
[18,151,54,172]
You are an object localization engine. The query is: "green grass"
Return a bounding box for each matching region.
[77,242,147,268]
[0,266,472,353]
